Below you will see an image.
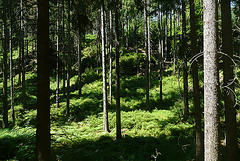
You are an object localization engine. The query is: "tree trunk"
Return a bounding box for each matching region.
[9,0,15,123]
[2,0,8,129]
[56,0,60,108]
[78,37,82,96]
[221,0,239,160]
[182,0,189,120]
[101,0,110,132]
[20,0,27,110]
[158,3,163,105]
[189,0,203,160]
[66,0,71,117]
[62,0,66,99]
[115,0,122,139]
[36,0,51,160]
[109,4,113,104]
[203,0,220,160]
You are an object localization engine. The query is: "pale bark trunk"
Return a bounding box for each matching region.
[101,0,110,132]
[109,5,113,104]
[221,0,239,160]
[203,0,220,160]
[158,3,163,105]
[56,0,60,108]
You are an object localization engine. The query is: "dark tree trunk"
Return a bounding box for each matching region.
[56,0,60,108]
[2,0,8,129]
[189,0,203,160]
[78,37,82,96]
[36,0,51,160]
[182,0,189,120]
[115,0,122,140]
[221,0,239,160]
[62,0,66,99]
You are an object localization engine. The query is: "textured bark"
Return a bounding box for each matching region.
[115,0,122,139]
[189,0,203,160]
[182,0,189,120]
[2,0,8,129]
[145,0,150,109]
[221,0,239,160]
[36,0,51,160]
[20,0,27,110]
[203,0,220,160]
[158,3,163,105]
[109,4,113,104]
[56,0,60,108]
[9,0,15,123]
[101,0,110,132]
[66,0,71,117]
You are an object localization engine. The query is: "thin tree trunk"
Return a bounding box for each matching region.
[203,0,220,160]
[9,0,15,123]
[2,0,8,129]
[56,0,60,108]
[78,37,82,96]
[182,0,189,120]
[66,0,71,117]
[21,0,27,110]
[221,0,239,160]
[164,12,168,60]
[109,4,113,104]
[189,0,203,160]
[115,0,122,139]
[158,3,163,105]
[36,0,51,159]
[101,0,110,132]
[145,0,150,109]
[62,0,66,99]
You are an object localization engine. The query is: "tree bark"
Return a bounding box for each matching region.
[109,3,113,104]
[56,0,60,108]
[9,0,15,123]
[203,0,220,160]
[189,0,203,160]
[101,0,110,132]
[2,0,8,129]
[36,0,51,160]
[158,3,163,105]
[221,0,239,160]
[182,0,189,120]
[115,0,122,139]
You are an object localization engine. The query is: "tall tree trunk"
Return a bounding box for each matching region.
[182,0,189,120]
[221,0,239,160]
[36,0,51,160]
[9,0,15,123]
[115,0,122,139]
[189,0,203,160]
[2,0,8,129]
[101,0,110,132]
[20,0,27,110]
[173,7,176,75]
[56,0,60,108]
[66,0,71,117]
[109,4,113,104]
[164,12,168,60]
[62,0,66,99]
[145,0,150,109]
[158,3,163,105]
[203,0,220,160]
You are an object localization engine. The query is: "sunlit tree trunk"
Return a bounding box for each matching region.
[158,3,163,105]
[221,0,239,160]
[109,3,113,104]
[203,0,220,160]
[189,0,203,160]
[101,0,110,132]
[56,0,60,108]
[182,0,189,120]
[2,0,8,129]
[115,0,122,139]
[36,0,51,160]
[9,0,15,123]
